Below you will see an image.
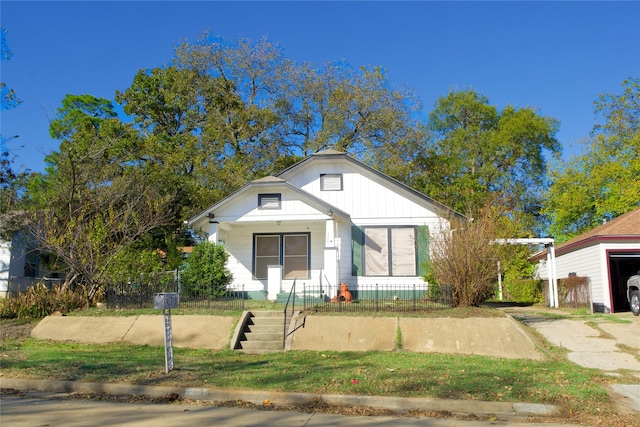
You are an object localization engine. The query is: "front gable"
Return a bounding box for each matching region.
[277,151,461,222]
[189,177,349,235]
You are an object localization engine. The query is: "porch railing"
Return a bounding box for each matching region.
[283,278,297,348]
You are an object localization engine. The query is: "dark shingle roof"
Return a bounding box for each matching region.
[555,207,640,254]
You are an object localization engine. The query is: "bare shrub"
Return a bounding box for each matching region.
[430,208,502,307]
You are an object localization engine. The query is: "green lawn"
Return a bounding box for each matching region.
[1,334,613,416]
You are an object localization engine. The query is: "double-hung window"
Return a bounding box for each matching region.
[254,233,310,279]
[363,227,417,276]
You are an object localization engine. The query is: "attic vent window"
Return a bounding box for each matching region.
[321,174,343,191]
[258,193,281,210]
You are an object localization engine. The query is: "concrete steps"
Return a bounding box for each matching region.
[237,311,285,354]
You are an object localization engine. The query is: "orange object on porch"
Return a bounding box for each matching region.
[331,283,353,303]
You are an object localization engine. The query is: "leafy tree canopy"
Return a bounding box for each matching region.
[544,77,640,242]
[389,89,560,232]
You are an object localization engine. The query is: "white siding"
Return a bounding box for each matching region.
[538,246,601,302]
[214,188,326,223]
[281,158,442,222]
[537,243,640,312]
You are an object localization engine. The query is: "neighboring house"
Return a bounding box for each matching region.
[188,150,463,300]
[535,207,640,313]
[0,233,62,297]
[0,239,10,297]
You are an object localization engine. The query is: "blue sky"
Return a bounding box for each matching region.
[2,1,639,174]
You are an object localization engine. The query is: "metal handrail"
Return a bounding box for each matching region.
[282,278,297,349]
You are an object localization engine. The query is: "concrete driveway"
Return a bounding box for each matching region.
[504,308,640,413]
[505,309,640,372]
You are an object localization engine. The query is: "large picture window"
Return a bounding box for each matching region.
[254,233,310,279]
[363,227,416,276]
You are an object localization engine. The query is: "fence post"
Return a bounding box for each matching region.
[303,283,306,310]
[413,284,416,311]
[375,284,379,312]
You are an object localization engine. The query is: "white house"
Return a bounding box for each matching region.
[535,207,640,313]
[188,150,463,300]
[0,232,62,298]
[0,239,10,298]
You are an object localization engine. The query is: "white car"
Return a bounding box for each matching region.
[628,274,640,316]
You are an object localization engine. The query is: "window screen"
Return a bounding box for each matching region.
[391,228,416,275]
[364,228,389,276]
[283,235,309,279]
[255,235,280,279]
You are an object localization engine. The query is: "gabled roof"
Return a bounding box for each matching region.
[187,175,350,226]
[188,150,465,227]
[554,207,640,256]
[277,150,466,220]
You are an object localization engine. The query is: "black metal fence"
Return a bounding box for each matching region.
[300,283,453,313]
[105,271,451,313]
[106,280,246,310]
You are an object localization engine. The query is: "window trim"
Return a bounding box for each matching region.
[258,193,281,210]
[362,226,417,277]
[252,232,311,280]
[320,173,343,191]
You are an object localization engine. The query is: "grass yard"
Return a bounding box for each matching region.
[0,324,611,414]
[1,308,638,426]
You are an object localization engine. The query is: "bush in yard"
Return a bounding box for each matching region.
[430,206,502,307]
[502,278,544,303]
[0,283,87,319]
[180,241,232,298]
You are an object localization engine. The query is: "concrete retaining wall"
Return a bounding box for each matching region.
[31,314,542,359]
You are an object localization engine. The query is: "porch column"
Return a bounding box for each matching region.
[546,243,559,309]
[323,219,338,299]
[267,265,282,300]
[207,222,218,244]
[549,243,559,309]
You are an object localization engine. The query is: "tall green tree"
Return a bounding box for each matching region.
[396,89,560,230]
[174,33,420,162]
[544,77,640,242]
[20,95,176,301]
[0,27,27,218]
